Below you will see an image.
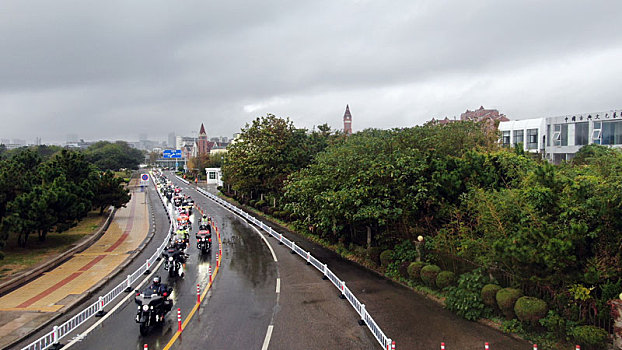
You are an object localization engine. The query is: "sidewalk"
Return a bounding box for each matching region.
[0,189,150,349]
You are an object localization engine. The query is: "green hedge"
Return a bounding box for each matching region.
[569,325,608,350]
[380,250,393,267]
[496,288,523,319]
[514,296,548,326]
[436,271,455,289]
[407,261,426,280]
[420,265,441,287]
[481,284,501,309]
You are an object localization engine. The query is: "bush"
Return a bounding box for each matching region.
[380,250,394,267]
[496,288,523,319]
[539,311,567,338]
[407,261,426,280]
[481,284,502,309]
[367,247,383,265]
[514,296,548,326]
[398,261,411,279]
[436,271,455,289]
[420,265,441,287]
[568,325,608,350]
[444,268,491,321]
[256,199,267,208]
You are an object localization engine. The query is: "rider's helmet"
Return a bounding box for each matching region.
[203,215,207,219]
[153,276,161,286]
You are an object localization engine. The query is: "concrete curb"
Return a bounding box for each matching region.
[0,207,117,297]
[6,188,167,350]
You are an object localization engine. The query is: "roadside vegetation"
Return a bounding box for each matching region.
[220,114,621,349]
[0,148,132,256]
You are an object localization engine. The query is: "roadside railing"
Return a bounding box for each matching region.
[182,178,395,350]
[21,173,174,350]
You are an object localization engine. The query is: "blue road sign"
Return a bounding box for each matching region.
[163,150,182,159]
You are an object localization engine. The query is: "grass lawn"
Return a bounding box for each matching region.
[0,212,106,281]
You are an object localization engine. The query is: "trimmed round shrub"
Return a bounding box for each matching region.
[514,296,548,326]
[436,271,455,289]
[496,288,523,319]
[569,325,608,350]
[420,265,441,287]
[379,250,393,267]
[407,261,426,280]
[367,247,383,265]
[481,284,502,308]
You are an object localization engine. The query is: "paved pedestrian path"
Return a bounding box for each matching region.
[0,188,149,349]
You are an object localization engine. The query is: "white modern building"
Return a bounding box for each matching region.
[499,109,622,164]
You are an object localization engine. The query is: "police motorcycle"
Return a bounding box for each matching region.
[134,276,173,335]
[162,238,187,277]
[196,228,211,254]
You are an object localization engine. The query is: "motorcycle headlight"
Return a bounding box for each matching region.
[168,257,173,261]
[142,305,149,311]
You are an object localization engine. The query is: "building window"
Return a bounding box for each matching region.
[602,121,622,145]
[513,130,524,146]
[553,124,568,146]
[546,125,551,146]
[527,129,538,150]
[209,172,216,179]
[575,122,589,146]
[502,131,510,146]
[592,121,601,145]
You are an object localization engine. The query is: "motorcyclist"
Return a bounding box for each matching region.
[146,276,168,296]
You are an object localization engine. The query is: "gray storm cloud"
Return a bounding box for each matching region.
[1,0,621,143]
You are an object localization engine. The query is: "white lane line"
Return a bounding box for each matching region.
[261,324,274,350]
[276,278,280,294]
[250,225,278,262]
[63,259,164,348]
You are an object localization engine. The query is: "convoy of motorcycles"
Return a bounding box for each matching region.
[134,171,214,335]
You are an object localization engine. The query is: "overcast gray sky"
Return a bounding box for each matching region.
[1,0,621,144]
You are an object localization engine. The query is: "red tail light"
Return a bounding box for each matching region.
[163,292,167,297]
[208,238,211,242]
[136,292,140,296]
[197,239,200,242]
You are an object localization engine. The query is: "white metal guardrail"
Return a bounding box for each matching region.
[179,176,395,350]
[21,173,174,350]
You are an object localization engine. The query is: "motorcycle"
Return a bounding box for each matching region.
[162,243,187,277]
[134,287,173,335]
[196,230,212,253]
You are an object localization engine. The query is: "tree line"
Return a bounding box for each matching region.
[0,146,134,254]
[221,114,622,335]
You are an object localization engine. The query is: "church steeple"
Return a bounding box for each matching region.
[199,123,206,136]
[343,105,352,135]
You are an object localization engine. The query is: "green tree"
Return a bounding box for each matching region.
[91,170,131,215]
[84,141,144,170]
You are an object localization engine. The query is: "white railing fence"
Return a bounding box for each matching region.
[21,172,174,350]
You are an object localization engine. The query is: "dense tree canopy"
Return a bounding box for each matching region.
[84,141,144,171]
[0,149,131,252]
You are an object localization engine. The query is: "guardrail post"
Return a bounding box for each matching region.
[144,259,151,275]
[340,281,346,299]
[95,296,106,317]
[386,338,392,350]
[50,325,61,349]
[124,274,132,292]
[279,233,284,245]
[358,304,366,326]
[291,242,296,254]
[322,264,328,280]
[306,251,311,265]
